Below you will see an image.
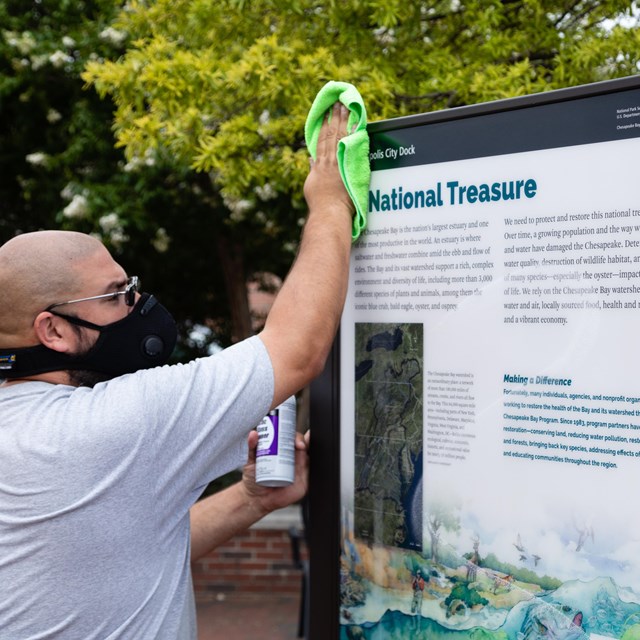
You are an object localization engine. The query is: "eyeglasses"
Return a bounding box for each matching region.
[45,276,140,311]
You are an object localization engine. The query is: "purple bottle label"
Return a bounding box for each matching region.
[256,414,279,457]
[256,397,296,487]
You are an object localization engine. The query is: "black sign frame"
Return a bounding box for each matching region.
[308,74,640,640]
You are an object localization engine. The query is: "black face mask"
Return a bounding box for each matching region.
[0,293,177,379]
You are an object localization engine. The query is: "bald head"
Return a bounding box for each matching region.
[0,231,109,344]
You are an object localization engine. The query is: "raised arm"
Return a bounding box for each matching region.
[259,102,354,409]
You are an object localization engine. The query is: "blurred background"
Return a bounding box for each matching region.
[3,0,640,357]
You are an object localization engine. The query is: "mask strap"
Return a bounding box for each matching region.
[48,311,105,332]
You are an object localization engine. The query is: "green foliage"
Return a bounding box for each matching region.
[444,582,489,608]
[482,552,562,590]
[469,630,508,640]
[84,0,640,205]
[0,0,300,349]
[404,552,428,576]
[0,0,121,237]
[4,0,640,349]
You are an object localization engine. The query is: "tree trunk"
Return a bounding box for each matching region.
[430,534,439,563]
[216,234,253,343]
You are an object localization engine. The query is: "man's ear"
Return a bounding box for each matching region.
[33,312,77,353]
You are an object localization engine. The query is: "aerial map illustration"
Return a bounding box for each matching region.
[354,322,424,551]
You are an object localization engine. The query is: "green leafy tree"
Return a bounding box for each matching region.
[5,0,640,346]
[83,0,640,338]
[83,0,640,194]
[0,0,277,349]
[444,583,489,610]
[0,0,121,238]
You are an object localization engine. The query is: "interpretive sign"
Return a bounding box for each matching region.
[309,75,640,640]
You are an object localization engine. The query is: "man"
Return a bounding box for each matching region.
[0,102,354,638]
[411,569,426,615]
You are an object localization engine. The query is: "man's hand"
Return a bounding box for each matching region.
[303,102,355,219]
[240,429,310,518]
[189,430,310,562]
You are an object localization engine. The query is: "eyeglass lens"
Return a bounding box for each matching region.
[125,277,140,306]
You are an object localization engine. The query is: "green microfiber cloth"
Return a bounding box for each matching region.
[304,81,370,242]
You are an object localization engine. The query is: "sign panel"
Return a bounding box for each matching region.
[334,77,640,640]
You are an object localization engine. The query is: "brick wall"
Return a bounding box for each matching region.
[192,506,308,602]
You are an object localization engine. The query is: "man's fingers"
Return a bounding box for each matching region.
[295,432,306,450]
[315,104,338,159]
[316,102,348,160]
[336,103,350,138]
[246,430,259,463]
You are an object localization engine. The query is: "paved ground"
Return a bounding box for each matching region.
[196,595,301,640]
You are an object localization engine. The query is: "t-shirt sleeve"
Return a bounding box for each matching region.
[89,335,274,510]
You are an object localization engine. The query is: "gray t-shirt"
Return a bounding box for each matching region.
[0,336,273,639]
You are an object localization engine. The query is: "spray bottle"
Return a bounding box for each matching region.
[255,395,297,487]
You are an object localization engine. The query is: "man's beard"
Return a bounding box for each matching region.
[67,369,114,388]
[66,327,115,388]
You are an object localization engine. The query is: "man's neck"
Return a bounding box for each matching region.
[1,370,74,387]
